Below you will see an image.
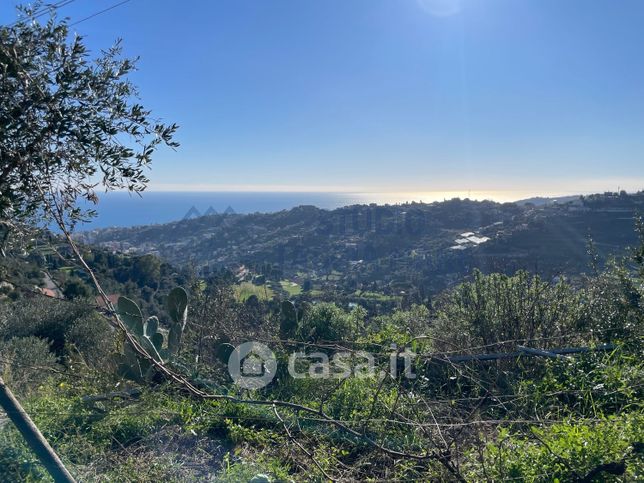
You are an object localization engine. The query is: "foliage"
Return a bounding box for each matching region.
[515,347,644,419]
[582,259,644,342]
[368,304,431,344]
[325,376,397,421]
[0,296,111,364]
[432,269,586,351]
[0,5,178,247]
[182,279,271,375]
[216,454,290,483]
[130,255,162,288]
[635,213,644,278]
[297,302,366,342]
[62,276,92,299]
[234,281,273,302]
[0,336,59,397]
[470,415,644,481]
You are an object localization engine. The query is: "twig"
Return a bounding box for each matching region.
[273,404,336,482]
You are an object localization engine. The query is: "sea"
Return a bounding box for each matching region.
[75,190,556,230]
[77,191,360,229]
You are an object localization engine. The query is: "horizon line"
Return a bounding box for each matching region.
[99,188,644,205]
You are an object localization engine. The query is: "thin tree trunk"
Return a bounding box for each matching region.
[0,376,76,482]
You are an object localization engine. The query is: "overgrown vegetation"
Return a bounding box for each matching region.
[0,236,641,480]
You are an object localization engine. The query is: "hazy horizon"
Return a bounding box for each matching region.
[75,187,639,230]
[101,186,642,203]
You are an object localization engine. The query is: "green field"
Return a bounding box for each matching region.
[234,282,274,301]
[280,280,302,296]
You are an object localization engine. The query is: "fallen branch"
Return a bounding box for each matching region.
[273,404,336,482]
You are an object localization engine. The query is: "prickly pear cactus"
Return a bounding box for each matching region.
[279,300,298,339]
[142,316,170,362]
[117,296,144,336]
[113,338,154,382]
[114,288,187,382]
[214,334,234,363]
[166,287,188,355]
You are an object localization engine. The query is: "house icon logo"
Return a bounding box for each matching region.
[228,342,277,389]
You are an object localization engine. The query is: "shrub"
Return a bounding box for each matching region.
[297,303,364,342]
[470,414,644,482]
[62,276,92,299]
[432,270,584,351]
[0,336,59,397]
[0,428,49,482]
[368,304,431,345]
[515,345,643,419]
[0,297,112,365]
[581,260,644,342]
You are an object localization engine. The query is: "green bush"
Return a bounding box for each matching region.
[432,270,585,351]
[367,304,432,346]
[582,260,644,342]
[297,303,364,342]
[469,414,644,482]
[515,346,643,419]
[326,376,397,421]
[0,297,112,365]
[0,336,60,397]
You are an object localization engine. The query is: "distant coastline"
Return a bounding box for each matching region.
[79,192,362,229]
[77,190,595,229]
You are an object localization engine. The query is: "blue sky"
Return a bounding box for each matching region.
[3,0,644,198]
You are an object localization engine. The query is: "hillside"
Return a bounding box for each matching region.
[78,192,644,301]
